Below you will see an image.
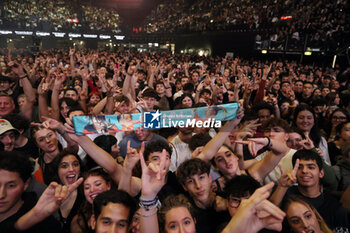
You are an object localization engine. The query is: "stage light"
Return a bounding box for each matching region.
[261,50,267,54]
[304,51,312,56]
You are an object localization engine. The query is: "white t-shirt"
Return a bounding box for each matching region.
[255,149,296,184]
[169,135,193,172]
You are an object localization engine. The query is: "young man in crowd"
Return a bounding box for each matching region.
[271,149,349,232]
[92,190,136,233]
[176,158,230,233]
[0,118,19,152]
[0,151,65,232]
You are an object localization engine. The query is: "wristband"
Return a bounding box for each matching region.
[263,136,272,149]
[139,197,161,211]
[140,208,158,217]
[140,196,158,203]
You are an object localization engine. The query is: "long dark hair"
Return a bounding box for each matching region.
[75,168,114,232]
[52,150,84,184]
[293,104,322,147]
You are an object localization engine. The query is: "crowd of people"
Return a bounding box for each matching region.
[142,0,349,51]
[0,0,122,33]
[0,46,349,233]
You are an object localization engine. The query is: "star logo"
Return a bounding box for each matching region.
[143,110,162,129]
[150,110,161,122]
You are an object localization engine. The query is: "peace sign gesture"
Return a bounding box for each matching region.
[140,147,168,200]
[278,159,299,188]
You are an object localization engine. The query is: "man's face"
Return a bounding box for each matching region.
[313,105,324,115]
[0,96,15,117]
[64,90,79,101]
[0,131,16,151]
[302,84,313,98]
[181,77,189,87]
[268,126,288,142]
[0,80,11,92]
[287,133,303,150]
[191,72,199,84]
[182,173,212,204]
[321,88,330,97]
[296,159,324,188]
[227,194,250,217]
[0,169,28,217]
[258,109,272,124]
[155,84,164,95]
[294,82,303,93]
[147,151,171,172]
[134,128,151,142]
[69,110,85,121]
[281,83,291,94]
[115,102,130,114]
[94,202,130,233]
[143,97,157,109]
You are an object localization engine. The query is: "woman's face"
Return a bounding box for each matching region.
[129,209,141,233]
[286,202,322,233]
[35,128,58,153]
[340,123,350,141]
[214,146,239,177]
[334,94,340,105]
[165,207,196,233]
[60,101,70,119]
[83,175,110,204]
[182,96,193,107]
[58,155,80,186]
[89,94,101,105]
[296,110,314,132]
[331,111,347,126]
[313,89,321,96]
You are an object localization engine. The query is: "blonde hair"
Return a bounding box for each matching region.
[283,195,334,233]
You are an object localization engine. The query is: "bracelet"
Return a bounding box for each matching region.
[139,198,161,211]
[140,196,158,203]
[263,136,272,149]
[140,208,158,217]
[19,75,27,79]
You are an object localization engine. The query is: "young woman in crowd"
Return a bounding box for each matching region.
[32,117,78,184]
[327,121,350,165]
[283,195,334,233]
[324,108,350,143]
[71,168,113,233]
[293,104,331,165]
[52,151,85,233]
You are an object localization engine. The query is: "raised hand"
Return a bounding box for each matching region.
[223,182,285,233]
[38,77,53,95]
[236,119,260,140]
[192,146,204,158]
[40,116,63,131]
[235,137,270,157]
[300,135,314,150]
[124,141,141,170]
[140,148,168,200]
[278,159,299,188]
[33,178,83,217]
[10,62,26,77]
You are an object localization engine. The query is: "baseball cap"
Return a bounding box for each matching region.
[0,119,20,136]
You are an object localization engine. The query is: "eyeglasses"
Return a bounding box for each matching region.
[332,116,347,120]
[228,196,249,208]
